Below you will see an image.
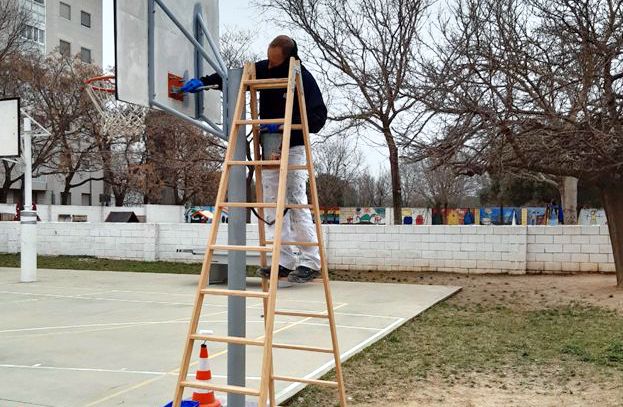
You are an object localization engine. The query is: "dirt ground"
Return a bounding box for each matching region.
[327,271,623,407]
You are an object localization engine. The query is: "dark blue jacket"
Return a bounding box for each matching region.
[201,59,327,147]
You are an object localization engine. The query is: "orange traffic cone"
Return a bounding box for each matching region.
[192,344,222,407]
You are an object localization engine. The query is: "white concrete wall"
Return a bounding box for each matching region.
[0,223,615,274]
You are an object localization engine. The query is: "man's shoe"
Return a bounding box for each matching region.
[256,265,292,279]
[288,266,321,283]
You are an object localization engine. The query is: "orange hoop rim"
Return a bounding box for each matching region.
[84,75,116,94]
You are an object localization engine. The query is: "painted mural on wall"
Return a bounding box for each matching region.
[479,208,520,225]
[578,208,608,225]
[185,206,229,223]
[320,207,340,224]
[339,207,386,224]
[523,208,547,225]
[402,208,432,225]
[430,208,478,225]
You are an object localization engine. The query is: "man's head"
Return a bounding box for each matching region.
[267,35,297,69]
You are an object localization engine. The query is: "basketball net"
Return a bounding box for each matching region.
[84,75,147,137]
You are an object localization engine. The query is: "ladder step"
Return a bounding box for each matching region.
[189,333,333,354]
[236,119,284,125]
[225,161,308,171]
[275,310,329,318]
[191,334,264,346]
[180,381,260,396]
[288,164,308,170]
[273,375,338,387]
[272,343,334,353]
[244,78,289,89]
[266,240,320,247]
[228,160,281,166]
[220,202,313,209]
[200,288,269,298]
[210,245,272,252]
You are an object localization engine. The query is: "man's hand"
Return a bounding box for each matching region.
[180,78,204,93]
[260,124,283,133]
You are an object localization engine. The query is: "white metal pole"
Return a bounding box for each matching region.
[20,117,37,283]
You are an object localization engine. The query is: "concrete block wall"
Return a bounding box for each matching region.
[526,226,615,273]
[0,223,615,274]
[326,225,527,273]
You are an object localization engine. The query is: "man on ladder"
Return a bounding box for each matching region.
[182,35,328,284]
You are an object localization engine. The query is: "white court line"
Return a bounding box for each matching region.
[0,290,225,307]
[0,364,261,381]
[276,316,407,403]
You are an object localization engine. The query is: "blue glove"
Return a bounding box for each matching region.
[260,124,282,133]
[180,78,203,93]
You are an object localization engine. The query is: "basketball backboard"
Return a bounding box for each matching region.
[0,98,20,158]
[114,0,224,137]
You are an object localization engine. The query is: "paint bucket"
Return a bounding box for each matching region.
[261,132,283,160]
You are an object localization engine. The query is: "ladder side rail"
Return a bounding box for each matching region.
[294,65,348,406]
[257,57,299,406]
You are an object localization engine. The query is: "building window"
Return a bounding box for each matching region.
[81,11,91,28]
[80,47,92,63]
[59,40,71,57]
[59,2,71,20]
[24,25,45,44]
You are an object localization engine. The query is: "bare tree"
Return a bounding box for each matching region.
[418,0,623,286]
[257,0,431,224]
[0,2,33,203]
[313,138,363,206]
[19,53,102,205]
[142,111,224,206]
[220,27,263,69]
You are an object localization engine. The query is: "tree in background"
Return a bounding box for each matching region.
[19,53,102,205]
[401,159,481,209]
[313,138,363,207]
[419,0,623,286]
[0,1,34,202]
[142,111,224,206]
[258,0,431,224]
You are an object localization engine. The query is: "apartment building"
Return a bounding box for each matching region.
[3,0,105,206]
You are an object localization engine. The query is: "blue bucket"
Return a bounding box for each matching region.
[162,401,200,407]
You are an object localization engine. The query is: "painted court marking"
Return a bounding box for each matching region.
[83,303,350,406]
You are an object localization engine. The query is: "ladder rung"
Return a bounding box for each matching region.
[275,310,329,318]
[200,288,269,298]
[272,343,334,353]
[220,203,313,209]
[210,245,272,252]
[266,240,320,247]
[236,119,284,125]
[222,202,277,208]
[180,381,260,396]
[228,160,281,166]
[244,78,289,89]
[288,165,308,170]
[191,334,264,346]
[273,375,338,387]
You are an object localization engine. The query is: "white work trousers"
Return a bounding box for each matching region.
[262,145,321,271]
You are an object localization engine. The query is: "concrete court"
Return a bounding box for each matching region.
[0,267,460,407]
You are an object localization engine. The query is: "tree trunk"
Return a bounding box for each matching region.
[385,131,402,225]
[601,185,623,288]
[559,176,578,225]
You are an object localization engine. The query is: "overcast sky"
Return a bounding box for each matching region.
[101,0,388,175]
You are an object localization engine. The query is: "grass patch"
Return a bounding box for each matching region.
[0,253,202,274]
[285,303,623,406]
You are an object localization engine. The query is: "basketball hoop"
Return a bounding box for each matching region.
[84,75,147,136]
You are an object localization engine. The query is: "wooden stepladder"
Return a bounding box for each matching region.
[172,58,347,406]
